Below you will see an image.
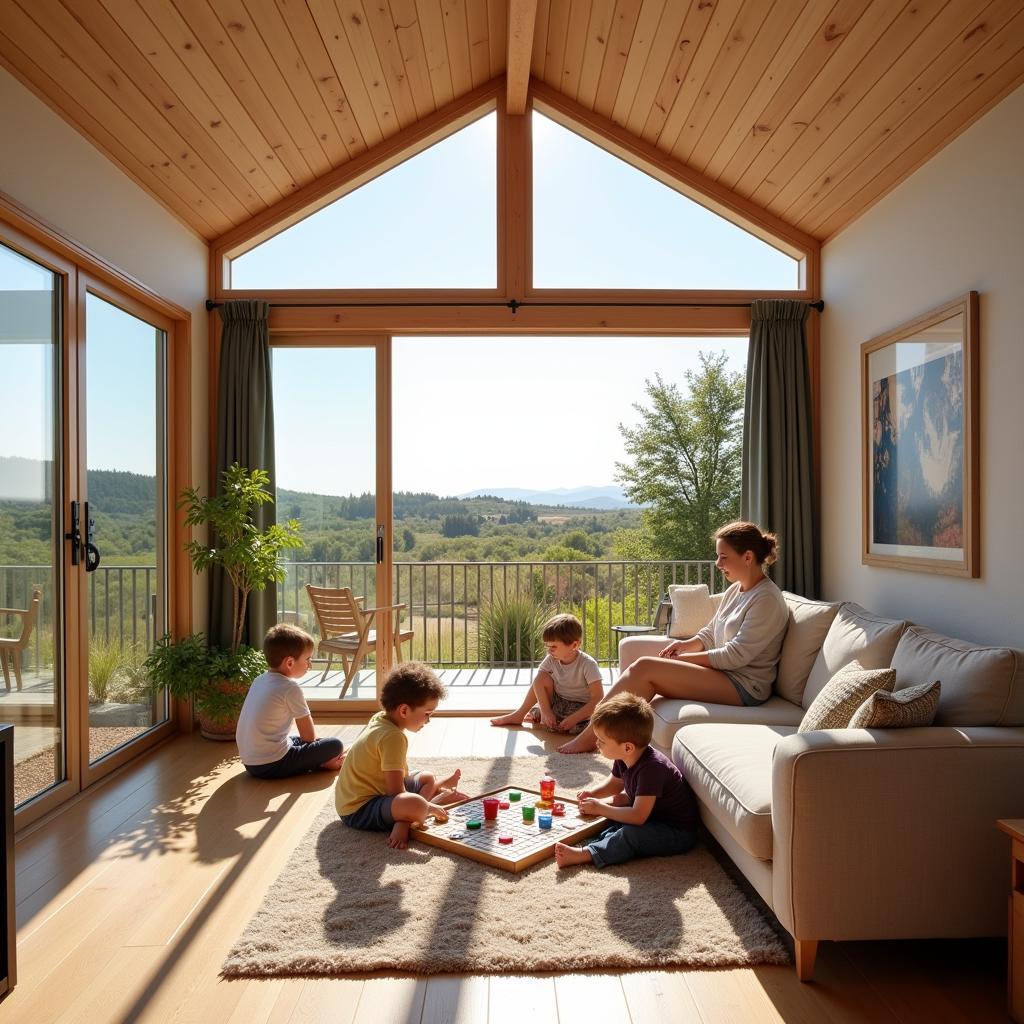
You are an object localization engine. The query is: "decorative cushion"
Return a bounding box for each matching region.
[798,662,896,733]
[891,625,1024,727]
[801,603,906,709]
[667,584,716,639]
[775,593,841,706]
[849,680,941,729]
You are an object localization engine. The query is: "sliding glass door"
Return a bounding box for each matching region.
[81,287,170,772]
[0,240,65,808]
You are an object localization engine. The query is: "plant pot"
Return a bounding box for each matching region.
[197,678,249,741]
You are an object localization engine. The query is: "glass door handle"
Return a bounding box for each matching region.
[65,500,82,566]
[84,501,101,573]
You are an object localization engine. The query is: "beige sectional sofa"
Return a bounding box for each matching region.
[617,593,1024,980]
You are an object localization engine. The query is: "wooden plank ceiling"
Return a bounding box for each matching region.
[1,0,1022,244]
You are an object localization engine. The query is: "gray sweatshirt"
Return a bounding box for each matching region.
[694,577,789,700]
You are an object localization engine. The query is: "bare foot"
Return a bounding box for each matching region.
[554,842,593,868]
[490,712,525,727]
[387,821,412,849]
[318,752,345,772]
[437,768,461,792]
[558,735,597,754]
[436,787,469,805]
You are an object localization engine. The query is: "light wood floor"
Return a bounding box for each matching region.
[7,717,1009,1024]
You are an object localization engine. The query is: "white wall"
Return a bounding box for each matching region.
[820,84,1024,647]
[0,67,209,620]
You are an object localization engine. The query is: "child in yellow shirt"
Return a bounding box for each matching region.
[335,662,466,849]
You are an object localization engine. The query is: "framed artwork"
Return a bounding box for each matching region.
[861,292,979,577]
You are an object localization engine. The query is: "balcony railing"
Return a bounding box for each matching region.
[1,559,721,672]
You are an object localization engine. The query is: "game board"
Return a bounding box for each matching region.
[412,787,608,872]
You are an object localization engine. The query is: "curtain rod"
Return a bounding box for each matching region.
[205,298,824,313]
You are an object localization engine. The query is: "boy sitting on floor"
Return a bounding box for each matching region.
[335,661,466,849]
[236,624,345,779]
[490,613,603,734]
[554,692,699,869]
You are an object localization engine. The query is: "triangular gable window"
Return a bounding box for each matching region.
[532,112,798,289]
[230,113,496,289]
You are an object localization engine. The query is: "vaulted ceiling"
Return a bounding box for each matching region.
[2,0,1022,244]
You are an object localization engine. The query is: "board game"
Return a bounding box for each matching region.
[411,786,607,872]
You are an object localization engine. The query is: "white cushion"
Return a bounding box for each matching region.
[802,602,906,709]
[775,592,841,705]
[667,584,716,639]
[674,723,795,861]
[650,694,803,750]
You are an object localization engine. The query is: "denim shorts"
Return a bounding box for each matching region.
[341,773,425,831]
[728,675,769,707]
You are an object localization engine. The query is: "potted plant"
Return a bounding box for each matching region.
[145,463,304,739]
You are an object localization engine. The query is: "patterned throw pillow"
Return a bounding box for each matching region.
[848,680,941,728]
[798,661,896,733]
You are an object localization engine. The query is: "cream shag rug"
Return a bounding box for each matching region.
[222,756,788,977]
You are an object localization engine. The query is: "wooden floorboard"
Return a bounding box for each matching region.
[4,718,1010,1023]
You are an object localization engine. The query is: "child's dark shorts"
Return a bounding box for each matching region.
[340,773,426,831]
[526,693,591,733]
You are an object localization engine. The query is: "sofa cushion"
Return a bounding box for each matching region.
[891,625,1024,726]
[650,694,804,751]
[799,662,896,732]
[775,592,841,705]
[673,724,795,861]
[802,603,906,709]
[849,680,941,728]
[667,584,717,639]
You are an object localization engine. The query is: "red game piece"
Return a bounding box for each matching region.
[499,801,510,809]
[498,834,513,844]
[552,802,565,816]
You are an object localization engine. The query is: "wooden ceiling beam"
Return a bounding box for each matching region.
[506,0,538,114]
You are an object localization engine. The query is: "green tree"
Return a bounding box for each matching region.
[615,352,744,560]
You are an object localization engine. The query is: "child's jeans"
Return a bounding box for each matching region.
[586,820,697,868]
[244,736,343,779]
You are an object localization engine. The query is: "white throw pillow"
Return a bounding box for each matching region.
[667,584,716,639]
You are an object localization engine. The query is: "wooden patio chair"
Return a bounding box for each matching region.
[304,585,413,698]
[0,589,42,691]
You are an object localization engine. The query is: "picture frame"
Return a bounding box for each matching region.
[861,292,979,577]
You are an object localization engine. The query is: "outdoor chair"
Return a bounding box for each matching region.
[304,584,413,698]
[0,589,41,690]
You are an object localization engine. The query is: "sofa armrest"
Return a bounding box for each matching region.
[770,726,1024,941]
[618,635,671,672]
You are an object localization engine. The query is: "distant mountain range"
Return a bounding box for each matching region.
[458,485,635,510]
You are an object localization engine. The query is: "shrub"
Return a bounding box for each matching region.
[88,636,125,704]
[478,594,549,666]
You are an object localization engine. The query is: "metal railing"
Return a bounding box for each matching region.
[1,558,721,672]
[280,559,720,666]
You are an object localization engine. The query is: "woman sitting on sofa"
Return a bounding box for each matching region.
[558,521,789,754]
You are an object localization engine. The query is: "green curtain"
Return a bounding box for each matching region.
[210,300,277,649]
[741,299,819,597]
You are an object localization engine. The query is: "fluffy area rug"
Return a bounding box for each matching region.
[222,756,789,977]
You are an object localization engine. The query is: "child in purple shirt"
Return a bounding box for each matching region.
[555,692,698,869]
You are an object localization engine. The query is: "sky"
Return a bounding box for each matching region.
[3,109,794,499]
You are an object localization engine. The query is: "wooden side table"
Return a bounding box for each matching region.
[997,818,1024,1023]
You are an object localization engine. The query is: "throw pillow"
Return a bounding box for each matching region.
[667,584,716,639]
[798,661,896,733]
[848,680,941,729]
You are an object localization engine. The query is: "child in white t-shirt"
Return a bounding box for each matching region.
[236,624,345,779]
[490,613,603,734]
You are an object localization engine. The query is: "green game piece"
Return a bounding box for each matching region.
[508,791,522,801]
[467,819,482,829]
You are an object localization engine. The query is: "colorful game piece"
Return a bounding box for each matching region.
[448,831,465,840]
[522,804,535,823]
[483,797,500,820]
[499,800,510,809]
[508,791,521,801]
[535,799,553,810]
[539,776,556,801]
[538,812,553,829]
[467,819,482,830]
[552,802,565,816]
[498,834,513,844]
